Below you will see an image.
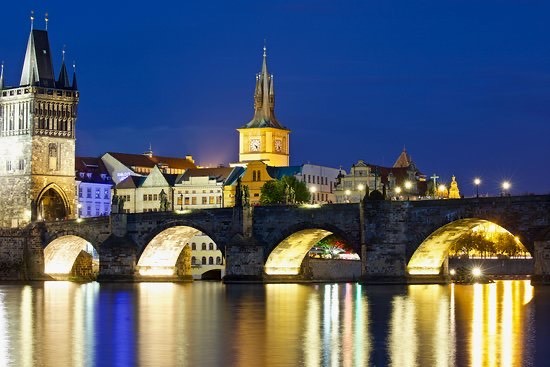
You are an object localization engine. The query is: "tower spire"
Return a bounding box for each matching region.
[57,46,70,89]
[72,61,78,90]
[0,62,4,90]
[30,11,34,30]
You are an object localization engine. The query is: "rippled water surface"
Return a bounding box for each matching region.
[0,280,549,366]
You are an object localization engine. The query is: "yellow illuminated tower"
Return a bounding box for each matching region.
[0,17,79,227]
[237,46,290,167]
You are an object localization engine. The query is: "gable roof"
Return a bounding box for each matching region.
[179,167,236,183]
[116,175,146,189]
[75,156,113,185]
[106,152,196,171]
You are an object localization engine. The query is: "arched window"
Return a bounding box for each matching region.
[201,243,206,250]
[191,256,196,265]
[209,257,214,265]
[252,171,257,181]
[202,257,207,265]
[191,243,196,250]
[216,256,221,265]
[209,243,214,250]
[257,171,261,181]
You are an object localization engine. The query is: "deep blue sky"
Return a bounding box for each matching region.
[2,1,549,195]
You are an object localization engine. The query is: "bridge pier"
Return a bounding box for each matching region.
[532,240,550,285]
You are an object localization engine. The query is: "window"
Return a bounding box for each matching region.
[191,197,196,205]
[192,243,196,250]
[184,197,190,205]
[209,257,214,265]
[202,257,206,265]
[202,243,206,250]
[209,196,215,204]
[86,188,92,198]
[104,189,109,199]
[252,171,256,181]
[95,207,100,216]
[5,160,12,172]
[209,243,214,250]
[202,197,207,205]
[202,190,206,194]
[257,171,261,181]
[95,189,100,199]
[191,257,196,265]
[143,194,147,201]
[79,187,83,198]
[18,159,25,171]
[216,256,221,265]
[153,194,158,201]
[148,194,152,201]
[86,206,91,216]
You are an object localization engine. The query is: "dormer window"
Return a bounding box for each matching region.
[79,172,84,178]
[86,172,92,179]
[100,173,106,180]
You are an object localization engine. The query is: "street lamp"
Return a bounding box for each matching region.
[179,193,183,210]
[404,181,412,200]
[309,186,317,204]
[502,181,511,196]
[345,189,351,203]
[438,184,447,199]
[357,184,365,202]
[395,186,402,200]
[474,178,481,198]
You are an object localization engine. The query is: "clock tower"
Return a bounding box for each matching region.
[237,46,290,167]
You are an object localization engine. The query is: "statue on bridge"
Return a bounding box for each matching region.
[111,189,126,214]
[159,189,169,211]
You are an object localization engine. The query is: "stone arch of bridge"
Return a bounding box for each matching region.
[44,234,99,278]
[136,224,222,277]
[264,222,358,276]
[407,218,529,276]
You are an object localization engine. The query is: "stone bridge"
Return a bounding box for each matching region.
[1,195,549,284]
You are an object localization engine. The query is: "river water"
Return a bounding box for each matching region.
[0,280,548,367]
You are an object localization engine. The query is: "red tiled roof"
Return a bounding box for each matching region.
[106,152,196,170]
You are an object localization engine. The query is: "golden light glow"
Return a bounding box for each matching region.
[44,235,94,275]
[265,228,332,275]
[449,269,456,276]
[471,267,482,277]
[438,184,447,192]
[502,181,511,190]
[474,178,481,186]
[357,184,364,191]
[395,186,402,194]
[404,181,412,190]
[136,226,199,277]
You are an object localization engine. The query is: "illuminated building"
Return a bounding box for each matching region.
[334,148,427,203]
[236,46,290,167]
[75,157,114,218]
[0,19,79,227]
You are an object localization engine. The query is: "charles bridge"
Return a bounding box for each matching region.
[1,195,550,284]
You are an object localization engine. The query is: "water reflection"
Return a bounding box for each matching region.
[0,280,541,366]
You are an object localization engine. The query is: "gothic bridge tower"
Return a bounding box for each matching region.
[237,46,290,167]
[0,17,79,227]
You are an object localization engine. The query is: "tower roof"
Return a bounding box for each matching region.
[393,147,413,168]
[20,30,56,88]
[242,46,286,129]
[57,60,70,89]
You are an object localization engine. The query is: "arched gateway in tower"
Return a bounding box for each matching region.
[237,46,290,167]
[0,20,79,227]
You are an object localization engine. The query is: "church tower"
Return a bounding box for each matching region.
[237,46,290,167]
[0,17,79,227]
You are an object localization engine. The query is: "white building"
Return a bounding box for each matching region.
[75,157,113,218]
[188,233,225,279]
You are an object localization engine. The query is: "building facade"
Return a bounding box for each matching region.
[0,25,79,227]
[236,47,290,167]
[75,157,113,218]
[334,149,427,203]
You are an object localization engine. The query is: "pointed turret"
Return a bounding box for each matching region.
[393,147,413,168]
[242,46,285,129]
[0,62,4,90]
[20,28,56,88]
[71,62,78,90]
[56,50,70,89]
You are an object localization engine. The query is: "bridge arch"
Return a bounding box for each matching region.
[136,222,225,279]
[264,222,358,276]
[44,235,99,280]
[407,218,529,276]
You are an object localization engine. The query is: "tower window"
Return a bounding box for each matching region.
[18,159,25,171]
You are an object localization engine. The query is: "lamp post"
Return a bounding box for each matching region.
[344,189,351,203]
[502,181,511,196]
[179,193,183,210]
[438,184,447,199]
[310,186,317,204]
[357,184,365,203]
[474,178,481,198]
[404,181,412,200]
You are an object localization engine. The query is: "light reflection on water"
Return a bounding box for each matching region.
[0,280,547,366]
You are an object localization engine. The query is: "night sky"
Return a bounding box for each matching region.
[2,1,549,195]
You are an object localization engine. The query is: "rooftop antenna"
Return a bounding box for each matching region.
[45,12,49,31]
[30,10,35,30]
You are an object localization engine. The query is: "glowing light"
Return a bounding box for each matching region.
[44,235,94,275]
[438,184,447,192]
[502,181,511,190]
[345,189,351,196]
[404,181,412,190]
[300,203,321,209]
[471,267,482,277]
[357,184,364,191]
[474,178,481,186]
[449,269,456,276]
[395,186,402,194]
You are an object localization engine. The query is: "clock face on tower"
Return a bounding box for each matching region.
[274,139,282,152]
[249,139,260,151]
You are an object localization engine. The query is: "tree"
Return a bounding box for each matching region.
[260,176,310,205]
